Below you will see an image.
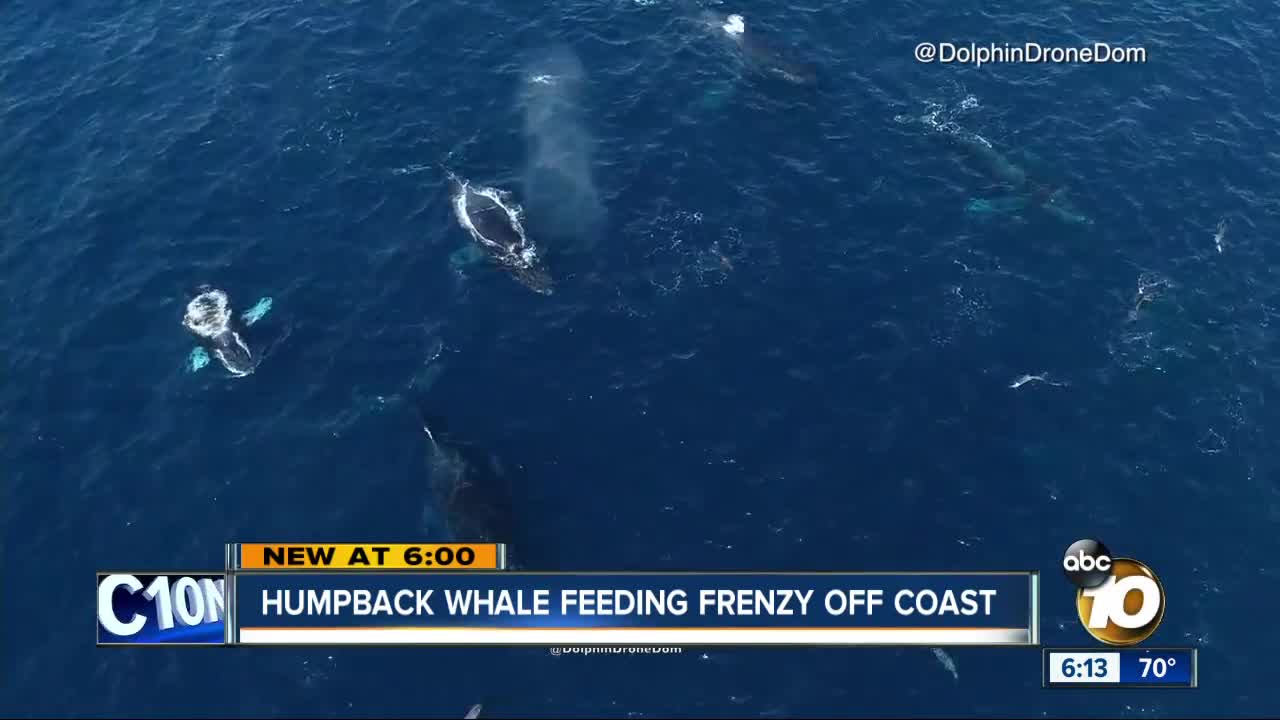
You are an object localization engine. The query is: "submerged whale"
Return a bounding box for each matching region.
[449,174,554,295]
[415,405,518,548]
[721,14,818,86]
[896,109,1091,225]
[955,133,1092,225]
[182,288,273,376]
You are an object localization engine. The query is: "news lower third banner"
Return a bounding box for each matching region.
[96,544,1039,647]
[232,572,1039,646]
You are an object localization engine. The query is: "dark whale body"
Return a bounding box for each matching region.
[723,14,818,86]
[183,287,257,376]
[461,188,523,252]
[449,176,554,295]
[206,326,254,376]
[743,34,818,85]
[416,409,517,548]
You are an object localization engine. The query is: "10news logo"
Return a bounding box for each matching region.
[1061,539,1165,646]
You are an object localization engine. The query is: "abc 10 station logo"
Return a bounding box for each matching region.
[1062,539,1165,646]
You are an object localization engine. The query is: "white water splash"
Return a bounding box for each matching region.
[932,648,959,680]
[183,289,233,339]
[450,176,540,268]
[1009,373,1067,389]
[627,209,749,299]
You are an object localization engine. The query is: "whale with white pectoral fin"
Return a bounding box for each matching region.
[183,287,276,377]
[447,172,554,295]
[956,134,1092,226]
[411,394,519,562]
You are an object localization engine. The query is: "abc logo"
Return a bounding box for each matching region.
[1062,539,1164,646]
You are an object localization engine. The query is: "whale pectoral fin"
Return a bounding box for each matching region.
[188,347,211,373]
[241,297,273,326]
[966,195,1027,216]
[1016,148,1043,168]
[448,245,489,299]
[450,244,489,272]
[697,52,745,112]
[698,72,742,111]
[1042,200,1093,226]
[981,180,1020,194]
[965,198,995,215]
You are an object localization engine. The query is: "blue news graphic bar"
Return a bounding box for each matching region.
[232,572,1037,639]
[1119,648,1196,686]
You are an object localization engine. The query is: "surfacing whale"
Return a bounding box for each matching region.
[722,14,818,86]
[448,174,553,295]
[182,288,273,376]
[414,404,518,549]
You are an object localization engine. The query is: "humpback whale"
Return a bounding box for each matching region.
[464,705,483,719]
[956,134,1092,225]
[897,108,1091,225]
[182,288,273,376]
[415,404,518,548]
[448,174,554,295]
[721,14,818,86]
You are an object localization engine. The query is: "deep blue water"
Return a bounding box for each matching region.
[4,0,1280,716]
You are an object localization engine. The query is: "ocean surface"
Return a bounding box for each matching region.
[3,0,1279,716]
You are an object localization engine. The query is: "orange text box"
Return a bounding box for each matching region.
[238,543,501,570]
